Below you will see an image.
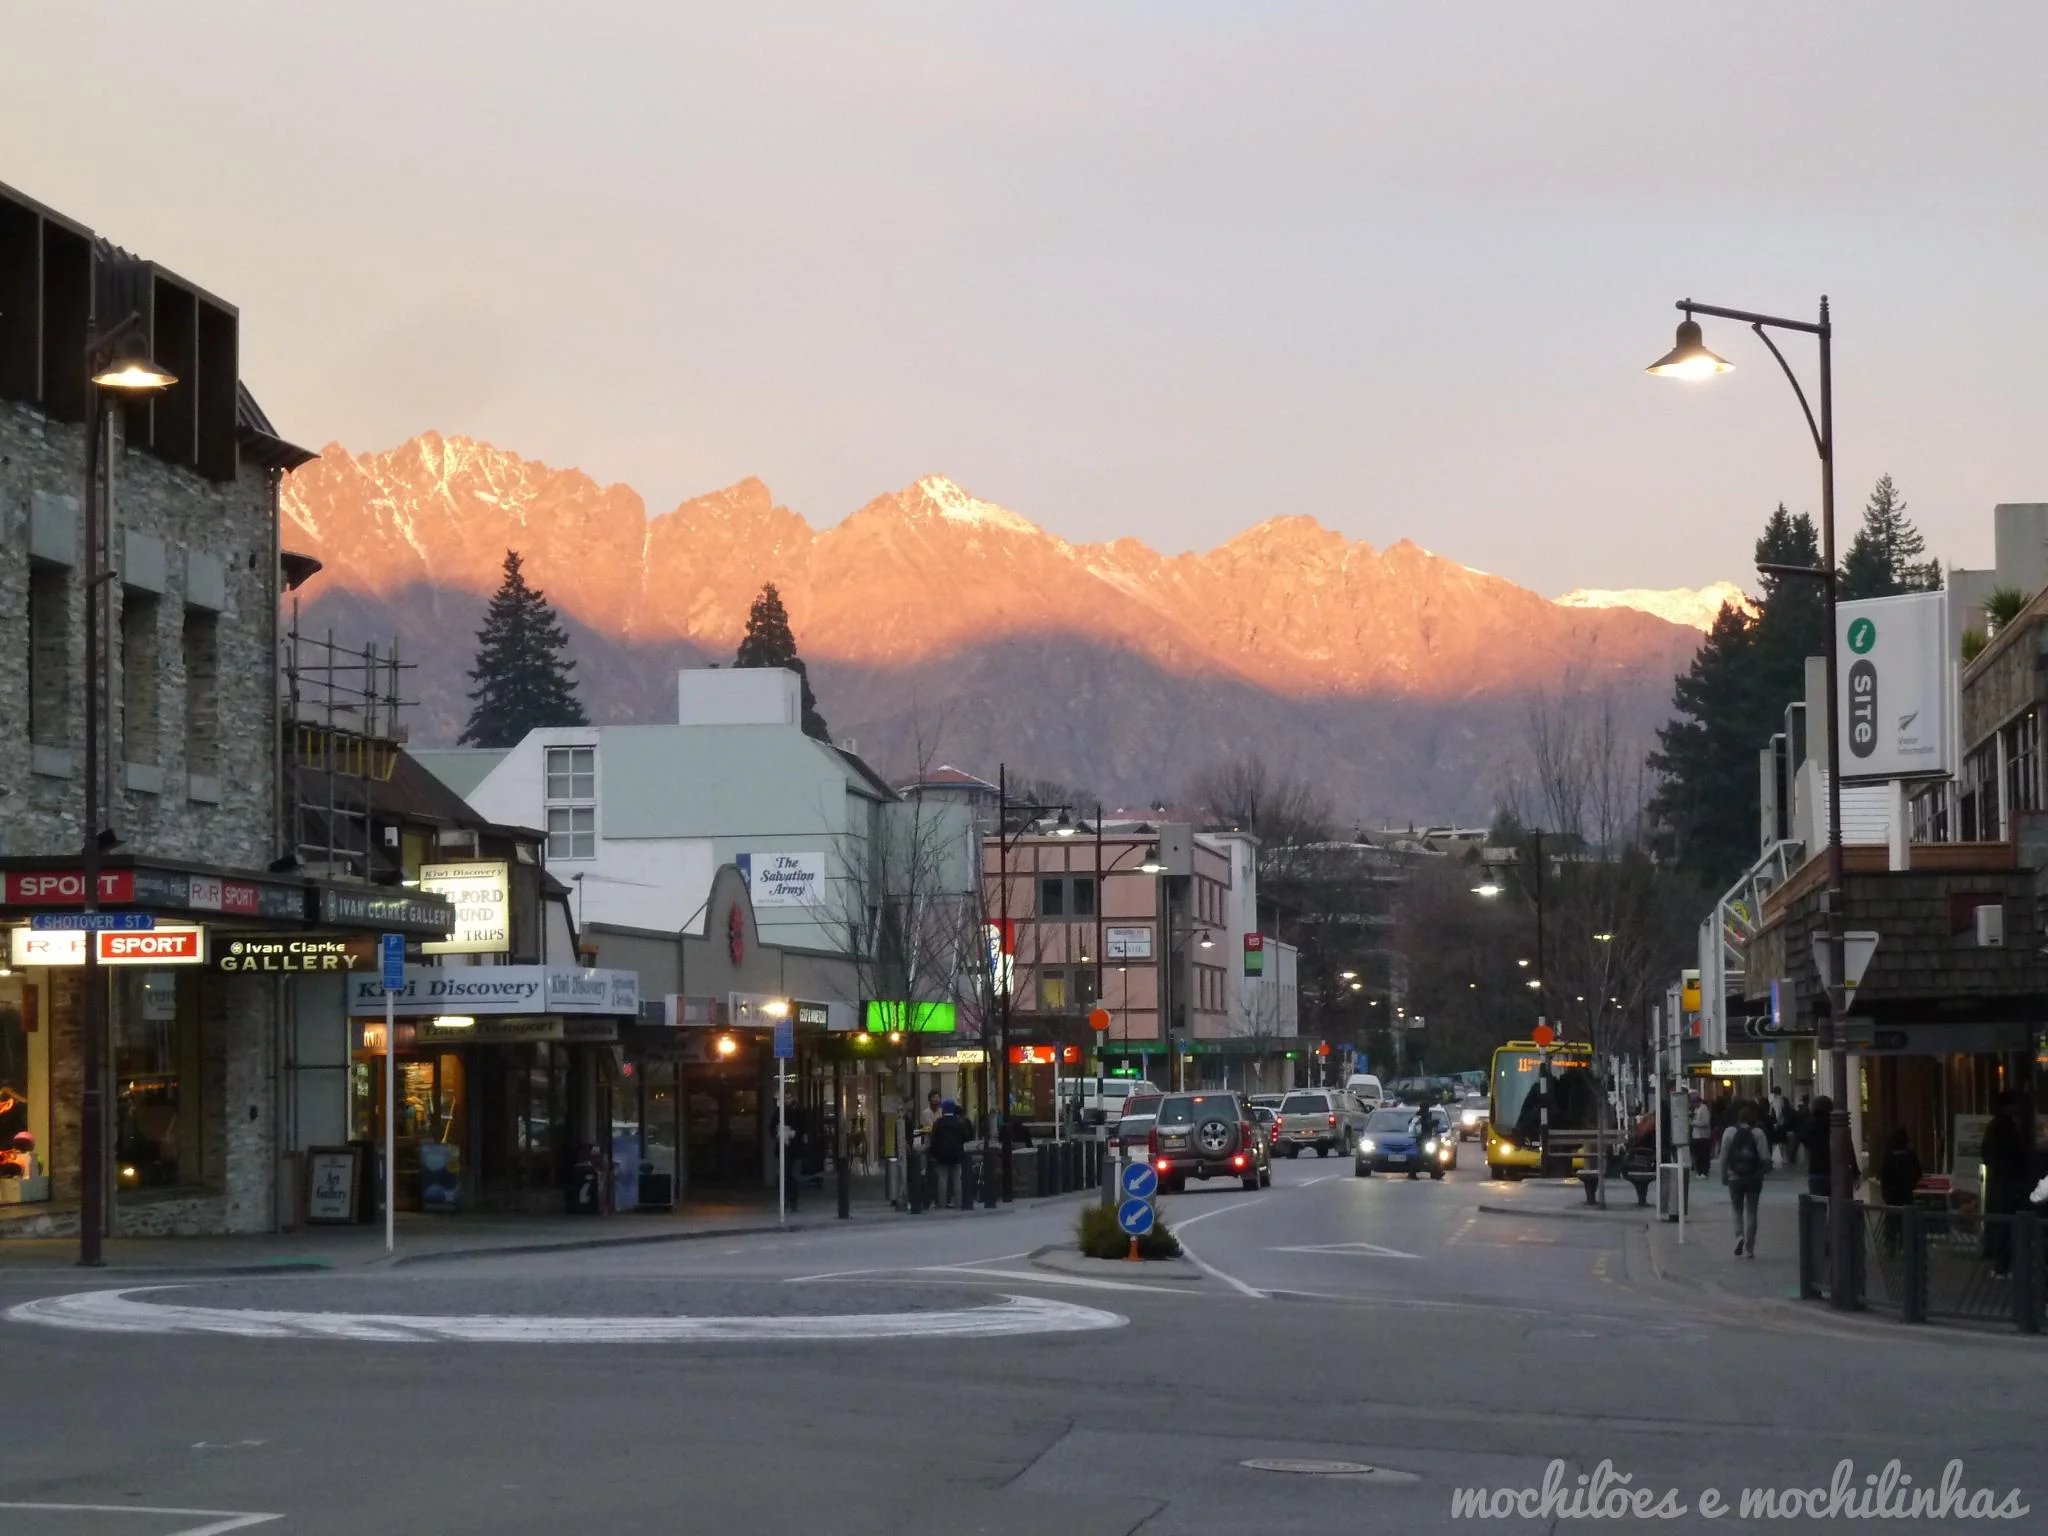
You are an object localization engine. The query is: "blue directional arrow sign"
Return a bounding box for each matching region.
[1116,1197,1156,1237]
[1119,1160,1159,1201]
[30,912,154,932]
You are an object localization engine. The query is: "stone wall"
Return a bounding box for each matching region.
[0,399,278,867]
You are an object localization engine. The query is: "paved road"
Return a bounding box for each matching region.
[3,1154,2043,1534]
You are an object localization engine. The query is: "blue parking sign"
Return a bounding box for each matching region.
[380,933,405,992]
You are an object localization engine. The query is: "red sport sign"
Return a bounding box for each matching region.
[7,924,207,967]
[3,870,136,904]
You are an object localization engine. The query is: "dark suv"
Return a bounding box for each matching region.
[1148,1092,1270,1193]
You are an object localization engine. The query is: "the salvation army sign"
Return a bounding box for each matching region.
[348,965,640,1018]
[735,851,824,908]
[1836,591,1955,782]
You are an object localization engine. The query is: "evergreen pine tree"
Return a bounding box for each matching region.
[459,550,588,748]
[1649,505,1830,892]
[1648,602,1760,890]
[1840,474,1941,598]
[733,581,830,741]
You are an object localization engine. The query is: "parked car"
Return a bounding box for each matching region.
[1112,1093,1163,1159]
[1247,1093,1286,1111]
[1273,1089,1371,1158]
[1454,1093,1489,1142]
[1354,1106,1456,1179]
[1249,1105,1282,1153]
[1148,1092,1270,1192]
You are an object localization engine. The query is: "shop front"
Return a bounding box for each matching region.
[0,861,457,1237]
[346,964,640,1214]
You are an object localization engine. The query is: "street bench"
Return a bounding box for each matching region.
[1577,1165,1655,1206]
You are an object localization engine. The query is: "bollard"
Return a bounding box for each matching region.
[836,1154,851,1221]
[1901,1206,1927,1323]
[1100,1142,1117,1208]
[2015,1215,2042,1335]
[907,1149,926,1214]
[959,1154,978,1211]
[981,1143,1000,1209]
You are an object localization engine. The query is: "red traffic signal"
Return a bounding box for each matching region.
[1315,1042,1331,1057]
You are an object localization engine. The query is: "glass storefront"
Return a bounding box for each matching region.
[0,973,49,1201]
[115,970,199,1192]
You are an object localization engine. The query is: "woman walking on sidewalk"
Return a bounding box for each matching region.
[1720,1104,1768,1257]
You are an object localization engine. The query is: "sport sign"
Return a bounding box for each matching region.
[9,924,207,967]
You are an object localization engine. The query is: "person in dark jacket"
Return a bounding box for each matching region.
[1878,1127,1923,1255]
[1981,1093,2030,1277]
[928,1099,973,1208]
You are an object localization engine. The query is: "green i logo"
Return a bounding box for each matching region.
[1846,617,1877,654]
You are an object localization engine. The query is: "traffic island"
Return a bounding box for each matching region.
[1077,1201,1181,1260]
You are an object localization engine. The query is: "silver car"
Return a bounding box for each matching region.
[1273,1089,1371,1158]
[1112,1093,1163,1161]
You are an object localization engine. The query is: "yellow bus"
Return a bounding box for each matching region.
[1486,1040,1597,1180]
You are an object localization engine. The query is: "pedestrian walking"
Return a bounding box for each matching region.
[1720,1104,1768,1257]
[1689,1096,1713,1178]
[1877,1126,1923,1255]
[928,1098,973,1208]
[1980,1093,2029,1278]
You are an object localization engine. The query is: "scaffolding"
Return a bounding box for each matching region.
[282,609,412,881]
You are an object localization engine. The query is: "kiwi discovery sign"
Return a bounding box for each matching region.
[1835,591,1954,782]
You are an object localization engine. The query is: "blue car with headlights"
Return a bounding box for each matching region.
[1353,1107,1457,1179]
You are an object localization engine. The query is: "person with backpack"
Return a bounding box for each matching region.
[928,1098,973,1208]
[1720,1102,1768,1258]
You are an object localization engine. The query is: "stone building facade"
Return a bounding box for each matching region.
[0,178,326,1238]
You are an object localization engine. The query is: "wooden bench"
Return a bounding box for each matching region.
[1577,1161,1656,1206]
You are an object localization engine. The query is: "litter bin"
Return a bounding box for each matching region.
[1013,1147,1039,1198]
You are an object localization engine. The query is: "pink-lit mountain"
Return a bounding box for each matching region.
[281,434,1699,820]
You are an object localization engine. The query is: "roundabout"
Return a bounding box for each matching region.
[6,1279,1127,1344]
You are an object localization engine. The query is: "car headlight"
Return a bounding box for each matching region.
[1423,1139,1438,1153]
[1462,1110,1479,1127]
[1497,1137,1515,1151]
[1358,1138,1376,1153]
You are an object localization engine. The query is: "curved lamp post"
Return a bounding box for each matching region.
[1648,295,1853,1310]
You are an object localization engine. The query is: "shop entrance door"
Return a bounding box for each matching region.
[683,1063,763,1191]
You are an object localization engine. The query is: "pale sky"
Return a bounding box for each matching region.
[5,2,2044,595]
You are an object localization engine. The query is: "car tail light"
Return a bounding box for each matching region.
[1232,1154,1246,1168]
[1156,1159,1172,1173]
[1328,1114,1338,1127]
[1148,1127,1159,1154]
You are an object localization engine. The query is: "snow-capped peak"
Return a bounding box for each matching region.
[914,475,1041,535]
[1554,581,1756,632]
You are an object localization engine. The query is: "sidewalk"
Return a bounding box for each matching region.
[0,1198,901,1276]
[1643,1173,1804,1304]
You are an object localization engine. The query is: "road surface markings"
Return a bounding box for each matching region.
[0,1504,281,1536]
[785,1250,1030,1283]
[7,1287,1125,1343]
[1161,1196,1269,1299]
[1270,1241,1422,1260]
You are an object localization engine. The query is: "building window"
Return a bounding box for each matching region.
[543,745,596,860]
[182,608,219,778]
[27,562,68,748]
[121,591,160,766]
[116,970,200,1191]
[1036,967,1100,1012]
[547,806,595,861]
[545,745,595,801]
[2003,710,2040,819]
[1036,876,1095,920]
[1962,740,2000,842]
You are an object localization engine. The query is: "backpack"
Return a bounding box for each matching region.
[1726,1126,1762,1183]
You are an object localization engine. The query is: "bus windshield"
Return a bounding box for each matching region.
[1491,1046,1596,1144]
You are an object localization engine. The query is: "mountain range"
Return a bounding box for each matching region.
[280,434,1705,822]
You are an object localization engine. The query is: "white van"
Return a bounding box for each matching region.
[1344,1073,1386,1109]
[1058,1078,1160,1124]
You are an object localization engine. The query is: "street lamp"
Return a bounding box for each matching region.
[1091,809,1163,1129]
[993,765,1071,1201]
[1647,295,1852,1309]
[77,317,176,1268]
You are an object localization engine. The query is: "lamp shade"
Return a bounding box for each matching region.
[1645,318,1733,380]
[91,333,178,393]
